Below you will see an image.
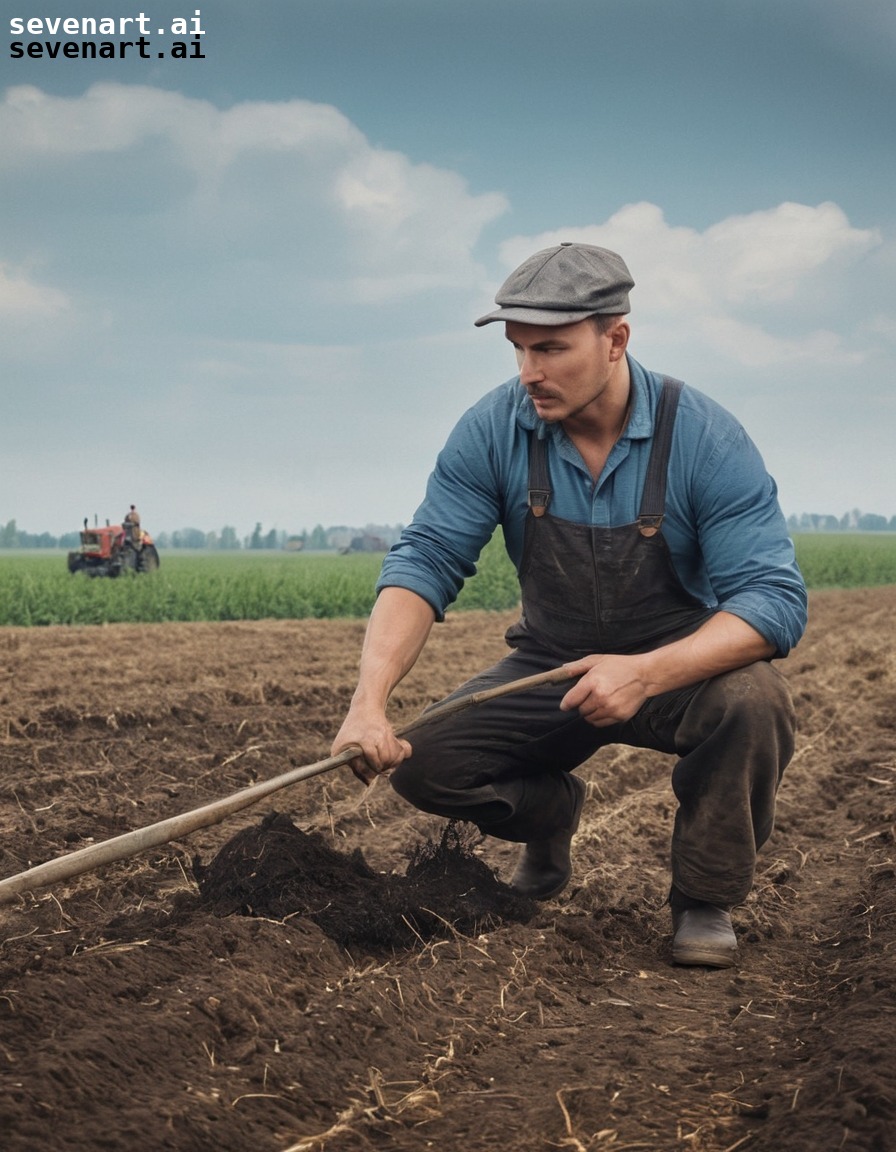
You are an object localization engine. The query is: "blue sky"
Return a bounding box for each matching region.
[3,0,894,538]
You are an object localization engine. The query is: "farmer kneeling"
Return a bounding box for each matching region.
[332,243,807,968]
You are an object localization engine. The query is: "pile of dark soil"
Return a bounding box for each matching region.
[193,812,537,949]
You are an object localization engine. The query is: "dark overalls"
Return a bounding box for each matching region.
[391,380,796,907]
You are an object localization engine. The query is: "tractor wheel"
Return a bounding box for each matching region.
[138,545,160,573]
[67,552,84,574]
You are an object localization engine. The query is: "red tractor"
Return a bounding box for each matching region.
[67,516,161,577]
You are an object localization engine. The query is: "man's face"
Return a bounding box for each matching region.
[505,318,626,425]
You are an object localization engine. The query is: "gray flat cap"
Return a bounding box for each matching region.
[475,242,634,327]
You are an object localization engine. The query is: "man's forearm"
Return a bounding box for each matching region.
[351,586,437,711]
[560,610,776,727]
[637,611,775,698]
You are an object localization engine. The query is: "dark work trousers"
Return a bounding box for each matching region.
[390,642,795,908]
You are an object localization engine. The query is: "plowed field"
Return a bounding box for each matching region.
[1,587,894,1151]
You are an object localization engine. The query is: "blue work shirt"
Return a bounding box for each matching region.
[378,355,808,656]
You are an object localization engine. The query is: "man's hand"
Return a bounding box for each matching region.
[557,613,777,728]
[558,654,650,727]
[329,587,434,784]
[330,703,412,786]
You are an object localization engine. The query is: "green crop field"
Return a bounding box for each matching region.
[791,533,896,588]
[0,534,520,627]
[1,533,894,627]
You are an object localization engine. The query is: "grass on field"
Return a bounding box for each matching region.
[0,533,893,627]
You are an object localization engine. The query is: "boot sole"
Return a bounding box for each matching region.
[672,945,737,968]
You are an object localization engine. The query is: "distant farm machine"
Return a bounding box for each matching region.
[67,513,160,577]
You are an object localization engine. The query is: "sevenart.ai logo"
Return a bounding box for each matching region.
[9,9,207,60]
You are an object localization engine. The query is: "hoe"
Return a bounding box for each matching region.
[0,666,576,905]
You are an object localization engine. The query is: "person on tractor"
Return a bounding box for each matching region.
[123,505,142,547]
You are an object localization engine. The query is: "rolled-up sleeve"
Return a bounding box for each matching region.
[688,424,808,656]
[376,405,507,618]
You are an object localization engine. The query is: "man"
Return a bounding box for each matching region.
[123,504,141,546]
[332,242,807,968]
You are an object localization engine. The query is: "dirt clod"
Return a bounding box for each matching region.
[194,813,536,949]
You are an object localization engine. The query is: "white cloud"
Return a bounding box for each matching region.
[690,314,859,370]
[0,83,360,167]
[0,261,82,369]
[0,83,507,325]
[499,202,882,369]
[703,201,877,304]
[0,261,70,318]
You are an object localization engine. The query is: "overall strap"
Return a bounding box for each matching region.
[527,376,684,527]
[527,432,552,518]
[637,377,683,537]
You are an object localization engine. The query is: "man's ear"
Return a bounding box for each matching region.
[609,320,630,360]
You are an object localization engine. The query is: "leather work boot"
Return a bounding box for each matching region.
[671,905,738,968]
[511,775,586,901]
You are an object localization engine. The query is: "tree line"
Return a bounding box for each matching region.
[0,519,404,551]
[786,510,896,533]
[3,511,896,552]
